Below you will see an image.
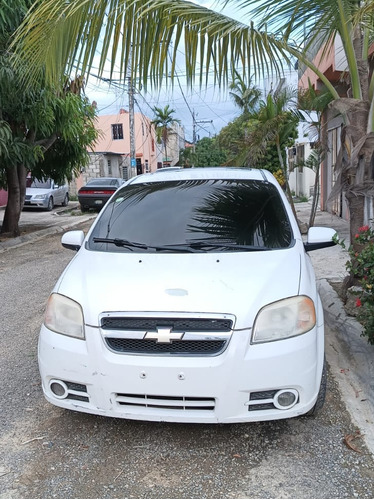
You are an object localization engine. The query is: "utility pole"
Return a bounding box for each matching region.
[192,109,213,146]
[192,109,213,167]
[192,110,197,153]
[128,76,136,178]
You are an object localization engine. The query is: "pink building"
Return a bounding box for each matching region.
[0,189,7,207]
[298,37,374,220]
[71,108,163,195]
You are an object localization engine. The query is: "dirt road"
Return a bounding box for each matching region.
[1,224,374,499]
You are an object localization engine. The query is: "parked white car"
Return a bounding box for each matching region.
[39,167,337,423]
[25,178,69,211]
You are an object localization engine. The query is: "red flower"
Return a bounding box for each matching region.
[356,298,362,307]
[359,225,370,233]
[355,234,360,239]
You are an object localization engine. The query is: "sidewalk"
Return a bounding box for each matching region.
[0,203,96,253]
[296,202,374,456]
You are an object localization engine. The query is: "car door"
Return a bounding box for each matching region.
[53,181,63,204]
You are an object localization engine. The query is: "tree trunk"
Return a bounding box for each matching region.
[1,164,27,237]
[308,160,320,227]
[276,137,297,219]
[346,189,365,247]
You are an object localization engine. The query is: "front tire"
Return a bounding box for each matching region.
[306,358,327,416]
[46,196,54,211]
[62,193,69,206]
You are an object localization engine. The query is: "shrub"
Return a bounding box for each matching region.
[337,225,374,344]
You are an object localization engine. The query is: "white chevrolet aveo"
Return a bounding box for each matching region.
[39,167,337,423]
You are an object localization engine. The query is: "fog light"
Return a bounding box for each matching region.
[274,389,298,410]
[49,380,68,399]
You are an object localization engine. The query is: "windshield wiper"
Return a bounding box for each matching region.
[92,237,200,252]
[93,237,147,250]
[185,241,272,251]
[93,237,270,252]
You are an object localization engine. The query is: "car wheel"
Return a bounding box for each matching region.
[62,193,69,206]
[80,205,89,213]
[46,196,54,211]
[306,358,327,416]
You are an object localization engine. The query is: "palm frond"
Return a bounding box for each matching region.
[12,0,291,89]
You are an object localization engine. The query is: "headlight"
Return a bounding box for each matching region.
[252,296,316,344]
[34,194,47,199]
[44,293,85,339]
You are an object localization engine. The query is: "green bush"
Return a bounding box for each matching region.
[337,225,374,344]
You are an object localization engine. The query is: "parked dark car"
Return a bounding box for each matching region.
[78,177,124,212]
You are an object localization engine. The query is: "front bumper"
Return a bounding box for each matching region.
[38,323,325,423]
[78,195,109,209]
[24,199,48,208]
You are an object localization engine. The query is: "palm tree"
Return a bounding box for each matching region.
[298,85,334,227]
[12,0,374,241]
[245,87,300,216]
[229,72,262,116]
[151,104,180,166]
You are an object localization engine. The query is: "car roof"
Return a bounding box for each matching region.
[129,167,273,185]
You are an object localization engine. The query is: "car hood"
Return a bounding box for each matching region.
[57,246,302,328]
[26,187,51,196]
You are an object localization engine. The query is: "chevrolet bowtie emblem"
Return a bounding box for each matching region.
[144,327,184,343]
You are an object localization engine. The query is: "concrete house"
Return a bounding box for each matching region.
[70,108,163,196]
[160,122,186,168]
[298,36,374,221]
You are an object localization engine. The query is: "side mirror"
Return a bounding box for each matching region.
[61,230,85,251]
[304,227,337,252]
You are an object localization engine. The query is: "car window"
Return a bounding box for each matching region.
[88,179,293,253]
[31,179,52,189]
[86,179,119,186]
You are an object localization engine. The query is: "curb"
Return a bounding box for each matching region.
[319,278,374,456]
[0,214,96,253]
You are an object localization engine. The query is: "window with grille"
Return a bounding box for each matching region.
[112,124,124,140]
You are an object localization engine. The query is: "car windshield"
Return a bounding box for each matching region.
[87,179,293,253]
[87,179,119,186]
[31,179,52,189]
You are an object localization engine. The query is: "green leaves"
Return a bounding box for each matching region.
[152,104,179,153]
[12,0,291,90]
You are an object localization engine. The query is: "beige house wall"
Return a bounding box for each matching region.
[70,109,163,195]
[162,123,185,167]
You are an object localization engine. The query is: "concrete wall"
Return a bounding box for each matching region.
[93,109,163,173]
[289,166,316,198]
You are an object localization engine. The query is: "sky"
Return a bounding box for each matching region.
[84,0,299,143]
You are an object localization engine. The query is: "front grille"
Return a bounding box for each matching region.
[25,195,32,201]
[247,389,299,412]
[115,393,216,411]
[51,380,90,403]
[68,394,90,403]
[64,381,86,392]
[63,381,89,402]
[105,338,226,355]
[101,317,233,332]
[250,390,278,400]
[248,402,275,411]
[248,390,279,411]
[248,389,278,411]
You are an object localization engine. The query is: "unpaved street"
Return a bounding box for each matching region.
[1,223,374,499]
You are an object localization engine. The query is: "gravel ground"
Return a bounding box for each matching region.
[1,220,374,499]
